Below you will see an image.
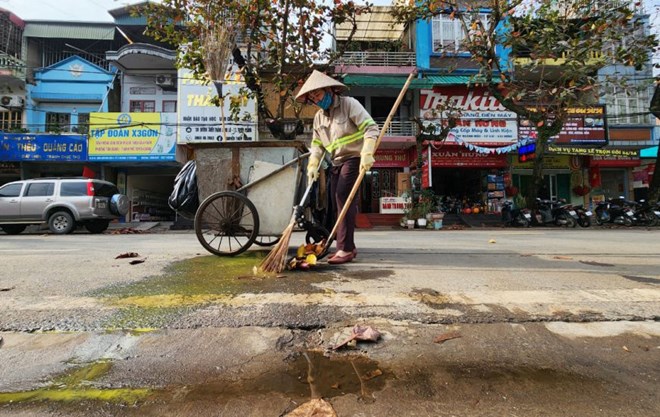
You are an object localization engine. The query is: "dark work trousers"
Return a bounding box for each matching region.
[329,157,359,252]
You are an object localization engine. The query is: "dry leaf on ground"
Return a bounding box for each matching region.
[362,369,383,381]
[115,252,140,259]
[284,398,337,417]
[433,331,462,344]
[333,325,381,350]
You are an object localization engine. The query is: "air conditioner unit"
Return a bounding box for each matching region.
[0,95,25,108]
[155,74,175,88]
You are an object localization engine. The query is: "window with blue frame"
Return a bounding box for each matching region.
[431,12,489,54]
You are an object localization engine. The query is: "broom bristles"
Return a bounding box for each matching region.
[259,221,295,273]
[202,25,235,81]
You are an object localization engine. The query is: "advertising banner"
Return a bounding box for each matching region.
[88,113,176,161]
[0,133,86,161]
[519,106,607,146]
[177,68,257,143]
[547,144,637,157]
[419,87,518,145]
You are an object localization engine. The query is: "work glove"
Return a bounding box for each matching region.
[360,138,377,172]
[307,155,320,184]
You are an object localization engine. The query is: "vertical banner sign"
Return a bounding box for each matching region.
[177,67,257,143]
[88,113,176,161]
[422,159,430,189]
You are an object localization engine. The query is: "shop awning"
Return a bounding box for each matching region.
[341,74,477,89]
[24,23,115,40]
[641,146,658,158]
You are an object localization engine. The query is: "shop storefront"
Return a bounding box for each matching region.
[89,112,180,222]
[511,154,581,203]
[0,132,89,180]
[587,155,640,202]
[361,148,412,213]
[417,86,518,214]
[423,145,509,213]
[0,162,21,186]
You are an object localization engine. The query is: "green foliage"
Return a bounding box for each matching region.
[513,194,527,210]
[139,0,372,125]
[394,0,657,204]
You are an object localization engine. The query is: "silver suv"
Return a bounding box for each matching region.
[0,178,129,235]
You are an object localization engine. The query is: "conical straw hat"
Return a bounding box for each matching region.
[295,70,346,102]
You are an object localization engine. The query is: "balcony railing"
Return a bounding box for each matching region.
[335,51,416,67]
[514,50,604,66]
[377,120,417,137]
[257,118,417,140]
[0,53,26,80]
[43,51,112,71]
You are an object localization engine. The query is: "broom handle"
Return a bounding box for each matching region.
[326,71,416,245]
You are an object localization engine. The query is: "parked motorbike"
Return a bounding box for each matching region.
[593,198,636,226]
[533,198,578,227]
[570,204,593,228]
[629,199,660,227]
[501,200,532,227]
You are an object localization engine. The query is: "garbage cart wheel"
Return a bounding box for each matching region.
[254,235,281,247]
[195,191,259,256]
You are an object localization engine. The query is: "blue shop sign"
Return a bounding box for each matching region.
[0,133,87,161]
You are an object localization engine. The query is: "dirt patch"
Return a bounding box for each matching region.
[339,269,395,281]
[620,275,660,285]
[90,253,337,329]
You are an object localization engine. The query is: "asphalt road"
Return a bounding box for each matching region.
[0,228,659,416]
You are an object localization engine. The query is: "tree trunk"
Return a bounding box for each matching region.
[526,131,551,221]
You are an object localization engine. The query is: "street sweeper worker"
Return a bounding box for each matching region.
[295,70,379,265]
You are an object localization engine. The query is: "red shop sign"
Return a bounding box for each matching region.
[588,156,641,168]
[374,149,410,168]
[430,147,507,168]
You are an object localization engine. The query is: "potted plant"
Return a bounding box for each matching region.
[572,185,591,196]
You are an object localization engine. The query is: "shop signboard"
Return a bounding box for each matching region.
[419,87,518,145]
[89,113,176,161]
[547,144,637,158]
[379,197,411,214]
[374,149,410,168]
[430,148,508,168]
[519,106,607,146]
[589,155,641,168]
[177,67,257,143]
[0,133,87,161]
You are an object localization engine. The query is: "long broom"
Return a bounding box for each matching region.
[258,161,320,273]
[320,71,416,254]
[202,22,236,141]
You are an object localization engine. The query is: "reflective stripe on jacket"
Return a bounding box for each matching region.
[310,96,379,165]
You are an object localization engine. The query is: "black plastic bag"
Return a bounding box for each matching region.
[168,160,199,220]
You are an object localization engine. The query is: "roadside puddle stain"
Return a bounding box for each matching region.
[157,350,389,404]
[410,288,454,306]
[0,360,152,405]
[90,252,335,329]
